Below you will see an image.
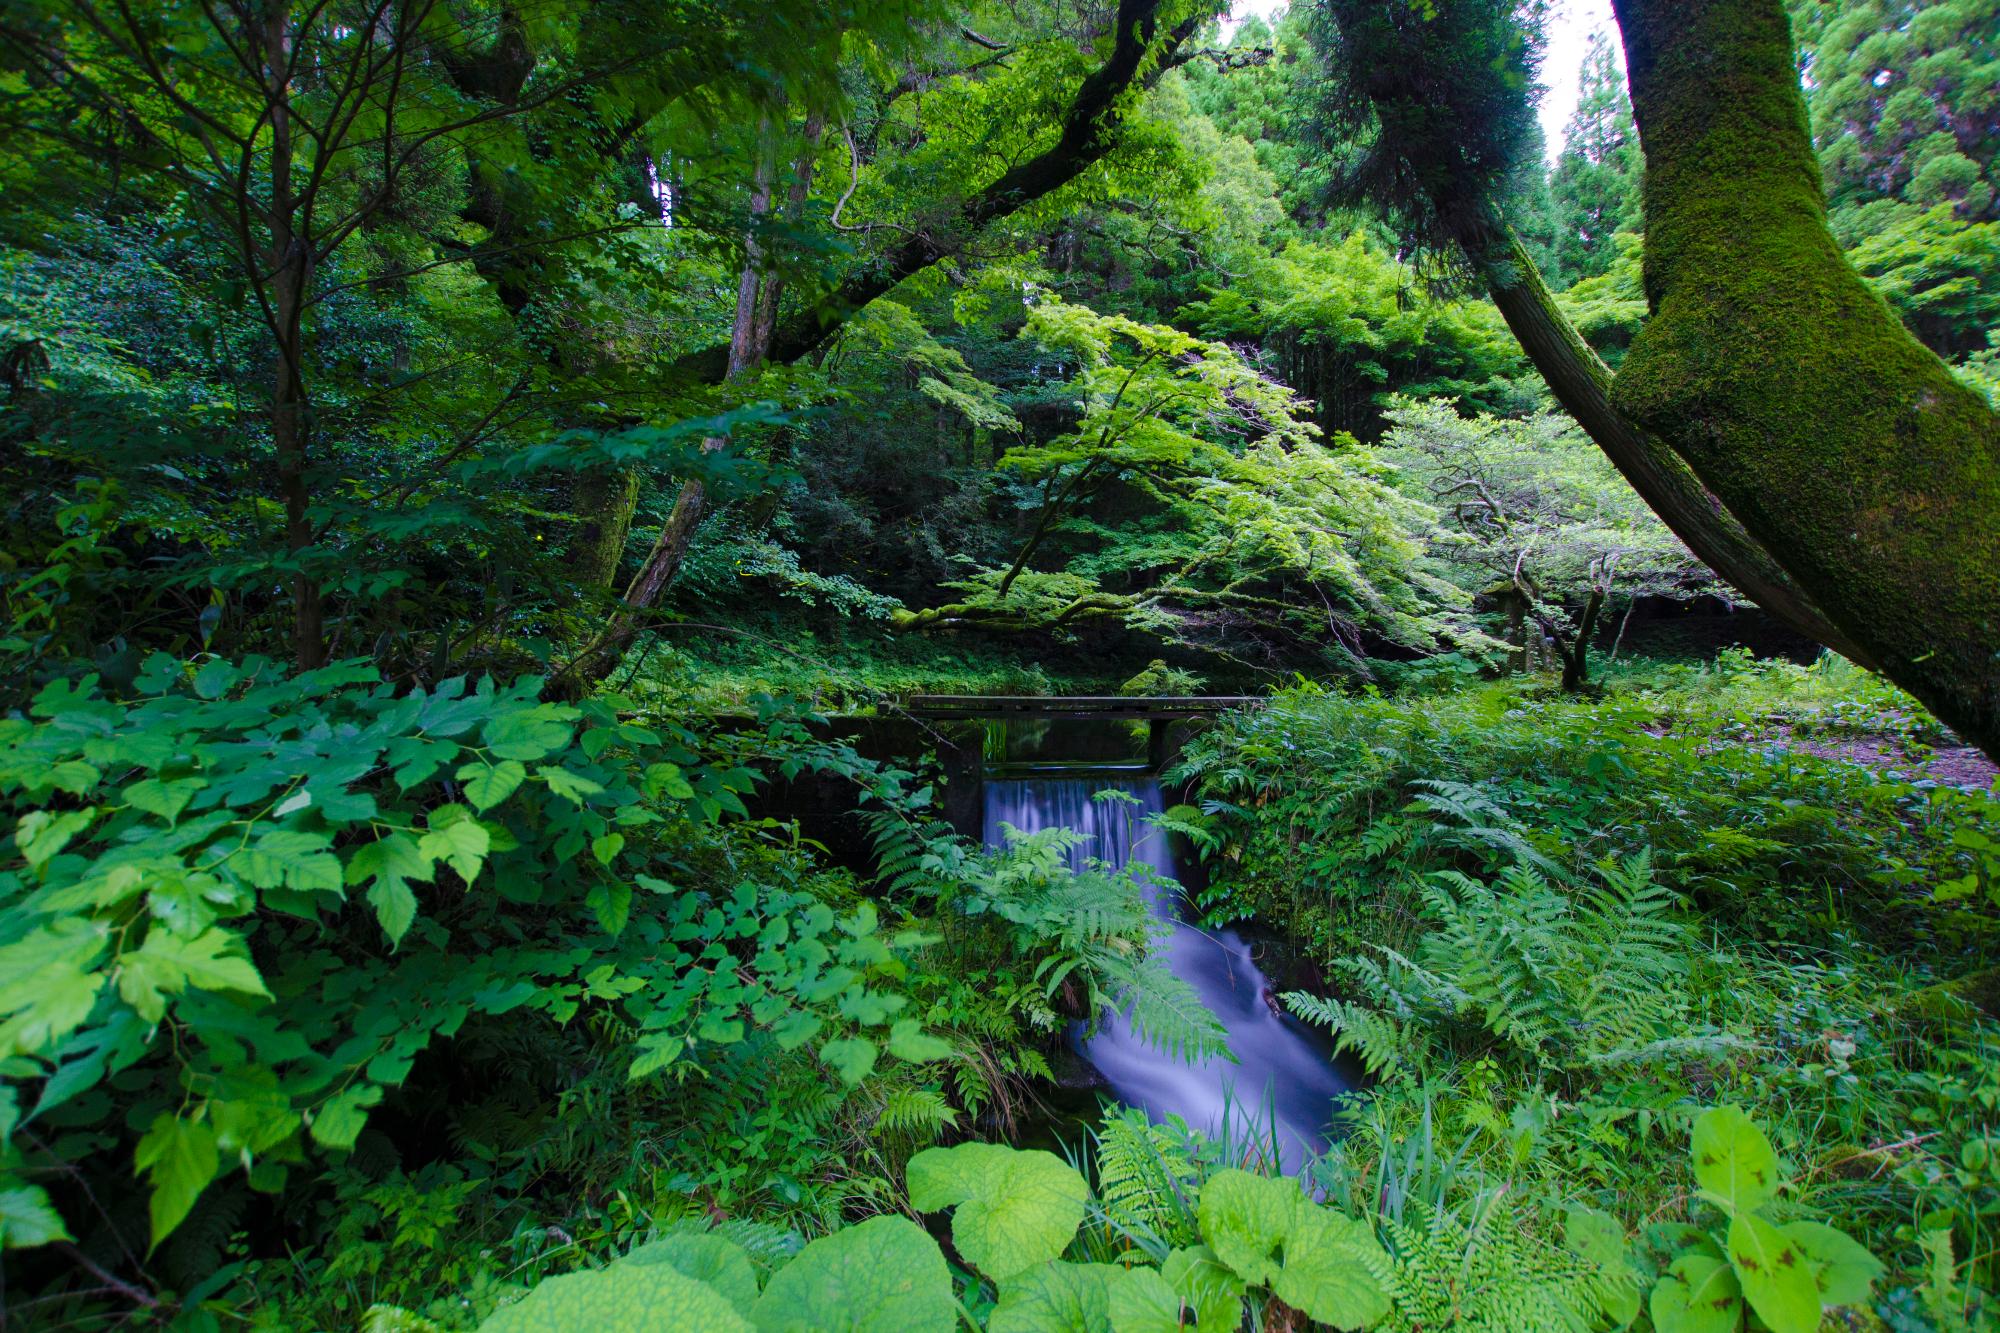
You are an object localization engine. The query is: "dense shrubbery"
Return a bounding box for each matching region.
[1170,660,2000,1327]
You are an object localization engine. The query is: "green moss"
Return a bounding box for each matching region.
[1609,0,2000,753]
[569,469,642,591]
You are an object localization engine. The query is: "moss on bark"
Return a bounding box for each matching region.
[1610,0,2000,754]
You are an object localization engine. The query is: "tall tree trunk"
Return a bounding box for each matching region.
[1610,0,2000,755]
[264,3,323,669]
[1464,226,1872,667]
[550,125,796,696]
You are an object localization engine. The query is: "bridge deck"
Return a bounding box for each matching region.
[901,694,1261,720]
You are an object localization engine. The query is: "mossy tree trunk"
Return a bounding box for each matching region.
[1608,0,2000,756]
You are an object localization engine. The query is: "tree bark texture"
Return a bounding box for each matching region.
[1610,0,2000,755]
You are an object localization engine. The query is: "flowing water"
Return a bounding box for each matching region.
[983,776,1357,1173]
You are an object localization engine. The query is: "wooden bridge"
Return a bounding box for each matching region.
[904,695,1261,770]
[900,695,1262,720]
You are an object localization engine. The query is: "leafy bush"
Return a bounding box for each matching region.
[0,655,958,1303]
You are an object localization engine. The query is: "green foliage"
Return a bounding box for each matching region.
[1650,1106,1883,1333]
[907,1143,1089,1281]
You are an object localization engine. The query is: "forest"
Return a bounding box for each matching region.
[1,0,1998,1327]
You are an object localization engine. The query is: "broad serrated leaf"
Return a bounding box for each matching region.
[887,1018,953,1062]
[481,1258,753,1331]
[750,1215,952,1333]
[134,1113,217,1248]
[626,1233,759,1316]
[1268,1211,1389,1330]
[0,1183,72,1249]
[989,1260,1120,1333]
[907,1143,1088,1281]
[1195,1169,1304,1286]
[311,1083,384,1150]
[458,759,526,811]
[419,818,489,883]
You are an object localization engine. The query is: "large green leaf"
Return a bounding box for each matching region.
[907,1143,1088,1281]
[989,1260,1121,1333]
[1195,1169,1304,1286]
[1268,1211,1390,1330]
[1690,1105,1780,1214]
[1160,1247,1245,1333]
[1105,1267,1184,1333]
[1782,1219,1883,1308]
[751,1215,953,1333]
[1564,1204,1640,1329]
[626,1233,760,1315]
[1726,1211,1821,1333]
[1103,1248,1246,1333]
[1648,1252,1743,1333]
[480,1260,752,1332]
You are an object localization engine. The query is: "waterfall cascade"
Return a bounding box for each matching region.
[983,777,1355,1173]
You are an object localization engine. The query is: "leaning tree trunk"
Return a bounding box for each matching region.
[1608,0,2000,756]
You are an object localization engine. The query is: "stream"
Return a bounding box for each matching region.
[982,775,1357,1173]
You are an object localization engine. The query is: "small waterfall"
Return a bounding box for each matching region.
[984,777,1356,1173]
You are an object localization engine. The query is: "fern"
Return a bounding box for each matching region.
[1091,1106,1200,1246]
[1282,991,1415,1076]
[874,1086,958,1139]
[1114,958,1233,1064]
[1290,855,1693,1070]
[1378,1197,1598,1333]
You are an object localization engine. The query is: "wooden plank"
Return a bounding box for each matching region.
[900,694,1263,718]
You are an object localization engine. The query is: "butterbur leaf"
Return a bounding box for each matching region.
[1196,1169,1303,1286]
[1650,1252,1743,1333]
[135,1113,217,1247]
[1159,1247,1245,1333]
[1106,1267,1185,1333]
[480,1260,753,1332]
[0,1183,72,1249]
[750,1215,953,1333]
[625,1233,759,1316]
[1782,1219,1883,1307]
[1727,1211,1821,1333]
[1268,1211,1390,1330]
[1691,1105,1780,1213]
[457,759,525,811]
[989,1260,1120,1333]
[907,1143,1089,1281]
